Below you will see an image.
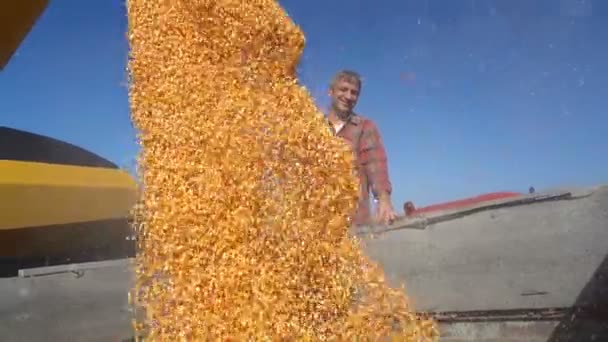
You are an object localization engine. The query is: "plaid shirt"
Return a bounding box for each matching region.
[327,113,392,225]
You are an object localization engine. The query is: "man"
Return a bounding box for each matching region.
[326,70,397,226]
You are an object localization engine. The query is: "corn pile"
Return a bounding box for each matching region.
[127,0,438,340]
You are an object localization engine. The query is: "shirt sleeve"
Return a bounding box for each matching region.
[358,120,392,198]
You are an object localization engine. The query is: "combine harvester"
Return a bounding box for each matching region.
[1,2,138,341]
[1,2,607,341]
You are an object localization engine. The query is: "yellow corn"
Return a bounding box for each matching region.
[126,0,439,340]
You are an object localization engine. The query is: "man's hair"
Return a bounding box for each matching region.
[330,69,362,90]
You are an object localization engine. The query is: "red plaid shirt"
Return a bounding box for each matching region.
[327,113,392,225]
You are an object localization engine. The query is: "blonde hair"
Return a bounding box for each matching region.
[331,69,362,90]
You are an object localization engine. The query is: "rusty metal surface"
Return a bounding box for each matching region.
[361,188,596,235]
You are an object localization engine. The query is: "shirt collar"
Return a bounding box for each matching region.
[324,108,361,126]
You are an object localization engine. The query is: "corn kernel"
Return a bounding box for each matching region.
[127,0,439,340]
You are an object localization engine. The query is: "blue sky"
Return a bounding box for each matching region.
[2,0,607,208]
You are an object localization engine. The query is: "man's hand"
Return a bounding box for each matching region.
[375,193,396,225]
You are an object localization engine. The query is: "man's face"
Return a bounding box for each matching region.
[329,78,360,115]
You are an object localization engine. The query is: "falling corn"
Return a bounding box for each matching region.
[126,0,439,340]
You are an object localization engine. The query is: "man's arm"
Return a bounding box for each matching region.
[358,119,396,224]
[358,120,392,201]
